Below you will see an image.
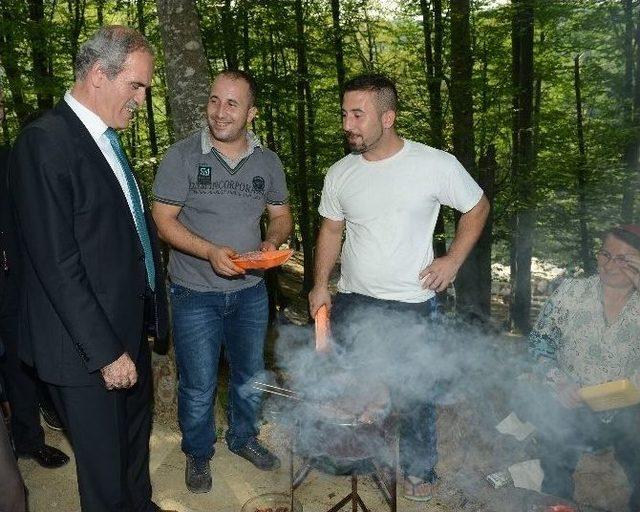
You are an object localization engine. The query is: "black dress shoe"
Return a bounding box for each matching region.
[18,444,70,468]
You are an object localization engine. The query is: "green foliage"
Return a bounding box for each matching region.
[0,0,636,269]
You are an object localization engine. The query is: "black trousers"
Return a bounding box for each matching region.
[0,312,45,453]
[49,338,156,512]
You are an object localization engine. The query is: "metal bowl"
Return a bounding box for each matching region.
[241,492,303,512]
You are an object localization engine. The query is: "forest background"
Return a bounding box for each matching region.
[0,0,638,334]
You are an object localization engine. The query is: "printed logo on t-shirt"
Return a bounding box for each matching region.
[252,176,265,192]
[197,166,212,185]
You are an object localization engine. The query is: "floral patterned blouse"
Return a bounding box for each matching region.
[528,275,640,386]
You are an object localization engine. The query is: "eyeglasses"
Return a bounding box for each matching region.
[597,250,631,266]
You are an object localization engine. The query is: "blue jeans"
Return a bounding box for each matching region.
[332,292,440,480]
[170,280,268,459]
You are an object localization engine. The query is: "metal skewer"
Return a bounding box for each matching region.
[252,381,302,400]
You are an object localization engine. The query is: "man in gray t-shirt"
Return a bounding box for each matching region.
[152,70,292,494]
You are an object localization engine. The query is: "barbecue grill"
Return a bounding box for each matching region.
[254,378,398,512]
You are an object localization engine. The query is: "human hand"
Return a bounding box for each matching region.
[259,240,277,252]
[547,371,583,409]
[620,253,640,290]
[419,255,461,292]
[206,244,244,276]
[101,353,137,390]
[308,286,332,319]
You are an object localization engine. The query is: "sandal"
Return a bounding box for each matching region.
[403,471,437,502]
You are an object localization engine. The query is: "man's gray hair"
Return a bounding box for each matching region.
[75,26,153,81]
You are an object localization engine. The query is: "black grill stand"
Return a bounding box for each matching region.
[289,440,397,512]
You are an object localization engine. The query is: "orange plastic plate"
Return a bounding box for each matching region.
[232,249,293,270]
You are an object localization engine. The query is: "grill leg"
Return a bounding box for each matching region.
[352,474,357,512]
[292,462,312,489]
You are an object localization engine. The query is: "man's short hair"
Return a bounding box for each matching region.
[75,26,153,81]
[342,74,398,113]
[217,69,258,107]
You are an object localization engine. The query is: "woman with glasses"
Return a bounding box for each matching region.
[525,225,640,510]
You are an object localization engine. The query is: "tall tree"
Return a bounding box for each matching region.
[419,0,447,259]
[450,0,491,320]
[27,0,54,112]
[509,0,535,333]
[331,0,349,155]
[574,53,595,274]
[0,2,31,127]
[67,0,87,69]
[294,0,314,296]
[136,0,158,157]
[221,0,238,71]
[622,0,638,223]
[156,0,210,139]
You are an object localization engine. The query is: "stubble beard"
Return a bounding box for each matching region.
[345,127,384,155]
[208,119,245,145]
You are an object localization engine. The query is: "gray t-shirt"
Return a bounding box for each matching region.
[153,128,289,292]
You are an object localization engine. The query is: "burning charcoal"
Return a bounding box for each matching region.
[275,507,289,512]
[485,470,512,488]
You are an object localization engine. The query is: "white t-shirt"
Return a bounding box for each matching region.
[318,139,483,303]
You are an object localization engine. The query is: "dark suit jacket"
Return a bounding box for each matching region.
[9,100,168,386]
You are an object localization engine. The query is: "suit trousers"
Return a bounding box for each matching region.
[49,336,156,512]
[0,312,45,453]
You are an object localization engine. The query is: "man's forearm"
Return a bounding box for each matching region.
[156,215,217,260]
[447,195,490,266]
[313,222,344,288]
[264,212,293,248]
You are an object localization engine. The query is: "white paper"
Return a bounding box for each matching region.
[495,411,536,441]
[508,459,544,492]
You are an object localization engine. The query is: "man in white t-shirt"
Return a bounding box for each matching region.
[308,74,489,501]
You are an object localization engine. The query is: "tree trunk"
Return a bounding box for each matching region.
[331,0,350,155]
[477,144,497,316]
[450,0,490,321]
[221,0,238,71]
[509,0,535,334]
[419,0,446,259]
[137,0,158,158]
[28,0,54,112]
[0,3,31,127]
[156,0,210,139]
[67,0,87,69]
[574,54,595,274]
[294,0,314,298]
[241,0,250,71]
[622,0,638,223]
[97,0,105,25]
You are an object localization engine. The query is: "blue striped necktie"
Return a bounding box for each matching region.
[104,128,156,291]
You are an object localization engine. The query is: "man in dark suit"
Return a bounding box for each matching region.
[0,113,69,471]
[9,26,173,512]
